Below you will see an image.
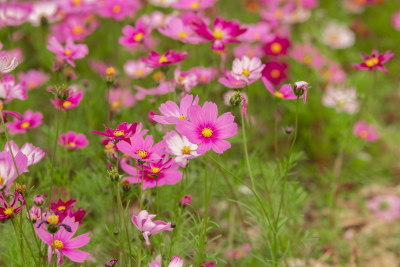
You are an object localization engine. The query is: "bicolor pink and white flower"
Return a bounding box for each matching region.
[7,110,43,134]
[231,56,265,84]
[218,70,247,89]
[0,150,27,193]
[47,37,89,68]
[0,75,26,104]
[58,132,89,150]
[4,140,45,166]
[0,51,18,74]
[132,210,173,245]
[153,94,199,125]
[353,120,379,142]
[27,206,42,222]
[173,67,198,92]
[124,60,153,79]
[164,131,199,167]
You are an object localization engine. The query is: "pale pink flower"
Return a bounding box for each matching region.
[322,85,358,114]
[124,60,153,79]
[191,67,217,84]
[132,210,173,245]
[0,52,18,74]
[4,140,45,166]
[290,43,324,70]
[153,94,199,125]
[18,69,50,90]
[392,10,400,31]
[367,195,400,222]
[47,37,89,68]
[134,82,174,100]
[231,56,265,84]
[353,120,379,142]
[322,21,355,49]
[238,22,273,43]
[173,67,198,92]
[58,131,89,150]
[116,134,165,162]
[158,17,203,44]
[109,88,135,111]
[233,43,264,59]
[262,77,296,100]
[7,110,43,134]
[0,75,26,103]
[119,18,151,47]
[0,150,27,193]
[98,0,141,21]
[218,70,247,89]
[164,131,198,167]
[27,1,58,26]
[172,0,217,10]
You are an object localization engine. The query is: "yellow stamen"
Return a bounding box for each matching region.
[178,76,185,82]
[4,207,14,216]
[62,101,72,108]
[151,167,160,174]
[271,42,282,54]
[106,67,115,77]
[72,0,81,6]
[0,174,3,185]
[178,115,186,120]
[137,150,148,159]
[201,128,213,138]
[337,100,345,107]
[190,1,199,9]
[270,69,280,79]
[178,31,188,39]
[20,122,30,129]
[57,206,66,211]
[303,55,312,65]
[365,57,379,67]
[135,69,145,77]
[53,240,64,250]
[72,25,83,35]
[64,49,72,56]
[275,9,283,19]
[111,101,120,110]
[113,130,124,136]
[48,215,59,225]
[182,146,191,154]
[253,33,260,41]
[274,91,284,99]
[133,32,144,42]
[153,71,165,81]
[159,55,168,64]
[69,142,76,148]
[112,5,121,13]
[213,29,224,39]
[242,69,250,77]
[359,130,368,139]
[27,81,38,90]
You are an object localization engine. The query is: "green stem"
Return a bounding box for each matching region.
[240,103,255,189]
[11,219,26,267]
[52,234,57,267]
[106,82,111,123]
[196,156,209,267]
[140,163,144,209]
[116,182,133,267]
[13,218,38,266]
[137,242,142,267]
[156,178,159,215]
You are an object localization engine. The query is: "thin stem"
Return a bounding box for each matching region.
[48,104,63,210]
[240,103,255,189]
[106,82,111,123]
[274,108,279,158]
[140,163,144,209]
[11,219,26,267]
[137,241,142,267]
[52,234,57,267]
[13,218,38,266]
[116,182,133,267]
[196,156,208,267]
[156,178,159,215]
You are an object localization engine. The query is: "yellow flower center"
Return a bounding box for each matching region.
[135,69,145,77]
[106,67,115,77]
[159,55,168,64]
[178,31,188,39]
[137,150,148,158]
[73,25,83,35]
[69,142,76,148]
[72,0,81,6]
[271,42,282,54]
[153,71,165,81]
[114,130,124,136]
[48,215,59,225]
[53,240,64,250]
[0,102,3,110]
[190,1,199,9]
[0,174,3,185]
[201,128,213,138]
[65,49,72,56]
[337,100,345,107]
[359,130,368,139]
[111,101,120,110]
[28,81,38,90]
[20,122,30,129]
[241,69,250,77]
[4,207,14,216]
[275,9,283,19]
[182,146,191,154]
[270,69,280,79]
[133,32,143,42]
[274,91,284,99]
[329,34,338,44]
[253,33,260,41]
[151,167,160,174]
[62,101,72,108]
[303,55,312,65]
[112,5,121,13]
[365,57,379,67]
[57,205,66,211]
[213,29,224,39]
[178,115,186,119]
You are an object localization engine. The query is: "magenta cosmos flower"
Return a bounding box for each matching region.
[119,18,151,47]
[262,77,296,100]
[35,216,90,265]
[58,131,89,150]
[116,134,164,162]
[353,120,379,142]
[172,0,217,10]
[51,88,83,110]
[264,36,290,57]
[18,69,49,91]
[132,210,173,246]
[261,61,288,86]
[141,50,188,68]
[176,102,237,154]
[367,195,400,222]
[0,190,26,220]
[153,94,199,125]
[158,17,203,44]
[47,37,89,67]
[92,122,138,143]
[193,17,247,51]
[231,56,265,84]
[7,109,43,134]
[352,48,394,73]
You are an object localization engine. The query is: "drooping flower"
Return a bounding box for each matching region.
[322,85,358,114]
[367,195,400,222]
[92,122,138,143]
[0,150,27,193]
[262,77,296,100]
[263,36,290,56]
[18,69,50,91]
[322,20,355,49]
[177,101,237,154]
[193,17,247,51]
[117,134,164,162]
[51,87,83,110]
[230,56,265,84]
[4,140,45,166]
[153,94,199,125]
[141,50,188,68]
[7,110,43,134]
[158,17,203,44]
[124,60,153,79]
[164,131,199,167]
[119,18,151,47]
[353,120,379,142]
[35,216,90,265]
[0,75,27,104]
[293,81,310,103]
[261,61,288,86]
[132,210,173,245]
[0,190,26,220]
[352,48,394,73]
[0,51,18,74]
[58,131,89,150]
[47,37,89,68]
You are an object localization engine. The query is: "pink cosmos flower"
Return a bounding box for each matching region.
[264,36,290,57]
[233,43,264,59]
[117,134,165,162]
[290,43,324,70]
[173,67,198,92]
[322,21,355,49]
[158,17,203,44]
[4,140,45,166]
[124,60,153,79]
[322,85,358,114]
[92,122,138,143]
[193,17,247,51]
[0,190,26,220]
[231,56,265,84]
[176,101,237,154]
[56,0,94,14]
[164,131,199,167]
[134,82,174,100]
[132,210,173,245]
[172,0,217,10]
[51,87,83,110]
[261,61,288,86]
[18,69,49,91]
[98,0,141,21]
[218,70,247,89]
[35,216,90,265]
[141,50,188,68]
[58,131,89,150]
[261,2,294,27]
[0,3,31,27]
[367,195,400,222]
[0,150,27,194]
[224,243,251,259]
[180,195,192,206]
[353,120,379,142]
[109,88,136,111]
[0,51,18,74]
[154,94,199,125]
[7,110,43,134]
[238,22,273,43]
[47,37,89,68]
[320,61,346,84]
[262,77,296,100]
[51,15,99,42]
[392,10,400,31]
[301,0,318,9]
[191,67,217,84]
[149,255,188,267]
[119,18,151,47]
[27,1,58,26]
[0,75,27,104]
[352,48,394,73]
[27,206,42,222]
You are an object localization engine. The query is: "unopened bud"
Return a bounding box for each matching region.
[121,179,131,192]
[114,228,119,235]
[56,84,70,101]
[293,81,309,98]
[171,222,176,228]
[16,184,26,194]
[33,194,46,206]
[105,259,118,267]
[284,126,293,135]
[108,168,120,183]
[148,110,158,124]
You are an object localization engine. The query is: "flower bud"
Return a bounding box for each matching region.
[108,168,120,183]
[15,184,26,194]
[114,228,119,235]
[171,222,176,228]
[180,195,192,207]
[33,194,45,206]
[105,67,116,84]
[284,126,294,135]
[148,110,158,124]
[56,84,70,101]
[293,81,309,100]
[121,179,131,192]
[105,259,118,267]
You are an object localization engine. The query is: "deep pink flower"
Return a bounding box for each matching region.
[124,60,153,79]
[4,140,45,166]
[158,17,203,44]
[0,150,27,193]
[301,0,319,9]
[352,48,394,73]
[154,94,199,125]
[35,216,90,264]
[0,190,26,220]
[98,0,141,21]
[193,17,247,51]
[367,195,400,222]
[51,88,83,110]
[47,37,89,68]
[117,134,165,162]
[92,122,138,143]
[263,36,290,57]
[176,101,237,154]
[172,0,217,10]
[261,61,288,86]
[119,18,151,47]
[109,88,136,111]
[141,50,188,68]
[58,131,89,150]
[262,77,296,100]
[353,120,379,142]
[231,56,265,84]
[7,110,43,134]
[132,210,173,245]
[50,199,86,225]
[0,75,27,104]
[18,69,49,90]
[0,51,19,74]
